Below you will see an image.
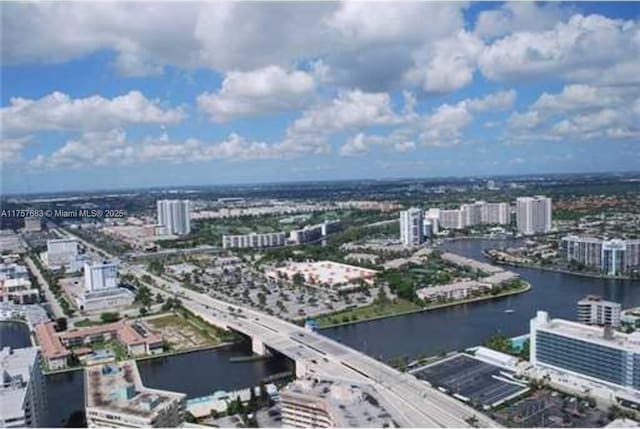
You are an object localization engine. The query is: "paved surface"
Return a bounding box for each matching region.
[59,227,500,428]
[24,255,66,322]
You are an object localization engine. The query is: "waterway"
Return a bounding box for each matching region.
[0,323,292,427]
[3,238,639,426]
[321,238,640,360]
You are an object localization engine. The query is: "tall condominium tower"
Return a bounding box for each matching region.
[84,262,119,292]
[400,208,424,247]
[516,196,552,235]
[156,200,191,236]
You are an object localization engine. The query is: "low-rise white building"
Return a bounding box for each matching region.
[222,232,286,249]
[267,261,378,290]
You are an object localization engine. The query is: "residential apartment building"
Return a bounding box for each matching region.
[482,202,510,225]
[289,221,338,245]
[85,361,185,427]
[156,200,191,236]
[561,236,640,276]
[439,209,465,230]
[222,232,286,249]
[84,262,118,292]
[427,201,509,232]
[530,311,640,391]
[400,208,424,247]
[516,196,552,235]
[0,347,47,428]
[577,295,622,327]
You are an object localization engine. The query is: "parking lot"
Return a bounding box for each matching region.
[412,354,529,409]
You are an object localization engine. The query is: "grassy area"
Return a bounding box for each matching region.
[316,280,531,328]
[146,310,234,351]
[316,299,421,327]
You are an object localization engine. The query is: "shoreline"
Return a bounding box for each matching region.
[43,341,236,376]
[319,281,531,329]
[483,251,639,281]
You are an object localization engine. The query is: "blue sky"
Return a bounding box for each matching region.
[1,1,639,194]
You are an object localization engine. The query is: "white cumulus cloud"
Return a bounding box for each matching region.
[197,66,316,122]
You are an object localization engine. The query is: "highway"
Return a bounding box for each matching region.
[57,227,499,427]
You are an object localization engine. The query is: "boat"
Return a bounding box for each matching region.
[504,309,515,313]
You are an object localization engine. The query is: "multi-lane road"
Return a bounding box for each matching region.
[57,227,499,427]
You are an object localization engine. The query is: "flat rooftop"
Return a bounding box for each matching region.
[270,261,378,286]
[282,377,394,427]
[85,361,184,418]
[539,316,640,353]
[0,347,39,421]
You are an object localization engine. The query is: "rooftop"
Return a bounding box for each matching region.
[282,377,394,428]
[35,322,70,360]
[85,361,184,418]
[0,347,39,421]
[270,260,378,287]
[534,312,640,353]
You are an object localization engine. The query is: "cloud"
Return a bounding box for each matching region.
[1,91,185,135]
[420,90,516,146]
[1,2,474,94]
[474,2,571,39]
[0,136,33,163]
[531,84,630,113]
[197,66,316,122]
[29,130,309,169]
[506,84,640,142]
[478,14,640,82]
[339,133,386,156]
[337,90,515,154]
[407,31,484,93]
[339,128,417,156]
[326,2,463,45]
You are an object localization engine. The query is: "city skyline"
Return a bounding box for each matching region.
[2,1,639,194]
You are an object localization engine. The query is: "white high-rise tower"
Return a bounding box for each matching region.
[400,208,424,247]
[516,196,552,235]
[157,200,191,236]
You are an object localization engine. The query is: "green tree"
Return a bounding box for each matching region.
[100,312,121,323]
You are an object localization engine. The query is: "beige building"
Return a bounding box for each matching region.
[85,361,185,427]
[280,377,393,428]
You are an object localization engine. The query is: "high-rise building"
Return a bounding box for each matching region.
[84,262,118,292]
[530,311,640,391]
[439,209,465,229]
[0,347,47,428]
[85,361,185,427]
[400,208,424,246]
[577,295,621,327]
[46,238,79,269]
[516,196,552,235]
[561,236,640,276]
[602,239,627,276]
[461,201,484,227]
[482,202,510,225]
[425,209,440,234]
[156,200,191,236]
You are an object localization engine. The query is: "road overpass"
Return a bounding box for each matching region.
[57,227,499,427]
